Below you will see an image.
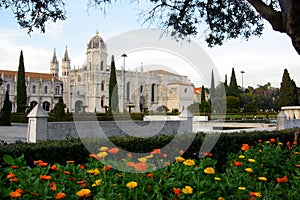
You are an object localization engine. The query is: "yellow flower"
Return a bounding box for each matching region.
[97,152,108,159]
[92,179,103,187]
[87,168,100,175]
[258,177,267,181]
[204,167,215,174]
[218,197,225,200]
[76,189,91,198]
[145,155,154,159]
[183,159,195,166]
[138,157,147,163]
[182,186,193,194]
[255,192,262,197]
[238,187,246,190]
[238,155,245,159]
[99,146,109,151]
[245,168,253,173]
[258,149,263,152]
[126,181,138,189]
[214,177,221,181]
[248,159,256,163]
[175,157,185,163]
[294,152,300,155]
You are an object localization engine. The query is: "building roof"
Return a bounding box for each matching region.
[168,82,193,86]
[149,70,180,77]
[194,87,209,95]
[0,69,60,81]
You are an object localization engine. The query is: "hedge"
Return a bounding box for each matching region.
[0,129,296,172]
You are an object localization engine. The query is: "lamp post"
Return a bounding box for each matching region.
[240,70,245,115]
[122,53,127,113]
[240,70,245,93]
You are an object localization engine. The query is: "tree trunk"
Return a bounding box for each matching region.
[247,0,300,55]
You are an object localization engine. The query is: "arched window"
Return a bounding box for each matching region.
[127,82,131,102]
[55,86,60,95]
[100,61,104,71]
[101,96,105,107]
[6,84,10,93]
[101,81,105,91]
[151,83,155,102]
[44,86,48,94]
[32,85,36,93]
[140,85,143,93]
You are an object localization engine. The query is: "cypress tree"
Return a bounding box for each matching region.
[17,50,27,113]
[200,85,210,113]
[278,69,299,108]
[1,90,12,126]
[54,97,65,121]
[109,55,119,112]
[227,68,239,97]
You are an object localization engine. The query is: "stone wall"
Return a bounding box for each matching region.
[47,121,185,140]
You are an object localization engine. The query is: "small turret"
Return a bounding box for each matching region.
[50,48,59,78]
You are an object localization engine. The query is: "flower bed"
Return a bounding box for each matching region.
[0,138,299,199]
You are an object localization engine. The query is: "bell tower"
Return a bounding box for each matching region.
[50,48,59,78]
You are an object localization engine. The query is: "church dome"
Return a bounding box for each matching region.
[87,31,105,49]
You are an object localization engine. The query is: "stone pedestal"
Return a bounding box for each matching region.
[277,111,287,130]
[179,108,193,133]
[27,104,49,143]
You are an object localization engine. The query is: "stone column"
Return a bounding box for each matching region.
[27,104,49,143]
[277,111,287,130]
[179,108,193,133]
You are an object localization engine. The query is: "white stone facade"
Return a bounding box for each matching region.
[58,32,194,113]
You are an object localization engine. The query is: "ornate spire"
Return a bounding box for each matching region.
[51,48,58,63]
[62,46,70,62]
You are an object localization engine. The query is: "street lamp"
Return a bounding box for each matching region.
[122,53,127,113]
[240,70,245,92]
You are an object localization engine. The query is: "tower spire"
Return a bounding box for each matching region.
[51,48,58,63]
[62,46,70,62]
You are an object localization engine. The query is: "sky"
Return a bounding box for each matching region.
[0,1,300,88]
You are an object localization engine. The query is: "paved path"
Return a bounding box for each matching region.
[0,123,27,144]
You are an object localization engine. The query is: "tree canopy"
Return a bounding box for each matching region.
[1,0,300,54]
[278,69,299,108]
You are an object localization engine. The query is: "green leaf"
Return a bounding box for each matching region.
[3,154,15,165]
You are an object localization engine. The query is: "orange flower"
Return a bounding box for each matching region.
[151,148,161,155]
[173,187,181,197]
[10,165,18,169]
[89,154,97,159]
[270,138,276,143]
[102,165,112,171]
[34,160,43,164]
[38,162,48,167]
[134,162,148,172]
[277,175,288,183]
[9,178,18,182]
[234,160,242,167]
[162,153,168,158]
[7,172,16,179]
[127,162,135,167]
[10,191,22,198]
[127,153,133,159]
[147,173,154,180]
[80,165,85,169]
[49,182,57,191]
[15,189,23,194]
[40,175,51,180]
[50,165,58,171]
[241,144,250,151]
[55,192,67,199]
[108,148,119,154]
[66,160,75,164]
[76,180,86,185]
[203,152,213,157]
[64,171,71,175]
[258,139,263,143]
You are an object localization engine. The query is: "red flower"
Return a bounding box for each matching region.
[173,187,181,197]
[38,162,48,167]
[102,165,112,171]
[55,192,67,199]
[80,165,85,169]
[234,160,242,167]
[10,165,18,169]
[127,162,135,167]
[270,138,276,143]
[277,176,288,183]
[203,152,213,157]
[49,182,57,191]
[147,173,154,180]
